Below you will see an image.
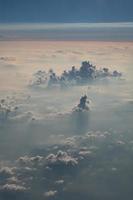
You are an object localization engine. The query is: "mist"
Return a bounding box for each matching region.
[0,38,133,200]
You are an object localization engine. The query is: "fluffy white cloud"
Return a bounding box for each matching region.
[0,184,26,192]
[17,155,43,166]
[46,150,78,167]
[44,190,58,198]
[0,167,14,178]
[55,179,64,185]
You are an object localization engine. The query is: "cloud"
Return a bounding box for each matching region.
[0,184,26,192]
[30,61,122,89]
[46,150,78,167]
[6,176,20,184]
[0,167,14,182]
[44,190,58,198]
[0,57,16,62]
[0,184,27,200]
[0,95,37,124]
[17,155,43,166]
[78,150,92,156]
[74,95,89,111]
[0,130,132,200]
[55,179,64,185]
[0,57,17,70]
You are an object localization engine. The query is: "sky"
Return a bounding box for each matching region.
[0,0,133,199]
[0,22,133,41]
[0,0,133,23]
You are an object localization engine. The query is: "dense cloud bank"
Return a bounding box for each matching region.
[30,61,122,88]
[0,130,133,200]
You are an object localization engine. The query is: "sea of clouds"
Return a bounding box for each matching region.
[0,40,133,199]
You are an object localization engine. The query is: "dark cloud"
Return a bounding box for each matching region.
[75,95,89,111]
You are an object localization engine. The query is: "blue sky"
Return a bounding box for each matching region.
[0,0,133,23]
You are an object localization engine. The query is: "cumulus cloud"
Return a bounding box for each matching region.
[55,179,64,185]
[0,130,132,200]
[44,190,58,198]
[0,184,27,200]
[46,150,78,167]
[74,95,90,111]
[0,184,26,192]
[6,176,20,184]
[0,95,36,124]
[17,155,43,166]
[0,167,14,179]
[78,150,92,156]
[30,61,122,89]
[0,97,19,122]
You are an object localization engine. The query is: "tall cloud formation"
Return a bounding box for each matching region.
[30,61,122,88]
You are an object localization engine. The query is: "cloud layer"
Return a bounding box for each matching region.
[0,130,133,200]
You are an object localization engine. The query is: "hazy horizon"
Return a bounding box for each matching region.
[0,22,133,41]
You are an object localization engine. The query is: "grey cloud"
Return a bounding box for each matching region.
[30,61,122,89]
[78,150,92,156]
